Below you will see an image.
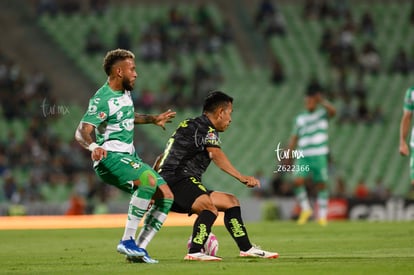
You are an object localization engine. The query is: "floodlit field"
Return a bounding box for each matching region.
[1,221,414,274]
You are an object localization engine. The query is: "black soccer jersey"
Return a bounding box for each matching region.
[158,115,221,183]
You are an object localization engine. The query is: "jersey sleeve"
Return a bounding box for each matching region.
[204,128,221,148]
[80,95,109,127]
[403,87,414,112]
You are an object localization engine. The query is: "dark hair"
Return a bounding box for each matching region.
[103,48,135,76]
[306,89,320,96]
[202,91,233,113]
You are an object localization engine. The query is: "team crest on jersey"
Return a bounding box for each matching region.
[88,104,98,115]
[130,161,141,169]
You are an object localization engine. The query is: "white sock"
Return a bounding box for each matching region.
[136,208,167,249]
[297,191,311,211]
[121,196,150,241]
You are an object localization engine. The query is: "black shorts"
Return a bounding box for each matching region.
[167,176,212,214]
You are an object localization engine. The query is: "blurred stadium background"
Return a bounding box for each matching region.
[1,0,414,219]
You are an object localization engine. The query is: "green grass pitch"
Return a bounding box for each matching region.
[1,221,414,274]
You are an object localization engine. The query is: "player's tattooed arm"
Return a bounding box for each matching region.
[134,113,156,124]
[75,122,107,161]
[134,109,176,130]
[75,122,95,150]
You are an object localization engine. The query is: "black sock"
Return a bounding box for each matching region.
[224,206,252,252]
[189,210,217,253]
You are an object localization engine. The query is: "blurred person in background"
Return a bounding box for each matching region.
[287,88,336,226]
[399,86,414,195]
[353,178,370,200]
[372,177,389,201]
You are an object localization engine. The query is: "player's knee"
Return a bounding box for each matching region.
[147,173,156,187]
[227,194,240,207]
[294,178,305,187]
[204,206,218,216]
[193,195,218,215]
[134,171,157,192]
[316,183,326,191]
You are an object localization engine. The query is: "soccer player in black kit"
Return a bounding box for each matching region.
[155,91,279,261]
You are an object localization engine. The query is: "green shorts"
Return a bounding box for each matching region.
[293,155,328,184]
[94,151,166,194]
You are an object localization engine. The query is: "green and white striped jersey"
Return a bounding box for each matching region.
[403,86,414,148]
[81,82,135,154]
[292,107,329,157]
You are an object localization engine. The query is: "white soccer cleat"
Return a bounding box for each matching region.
[184,252,222,261]
[239,246,279,259]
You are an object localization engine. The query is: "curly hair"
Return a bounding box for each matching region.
[103,48,135,76]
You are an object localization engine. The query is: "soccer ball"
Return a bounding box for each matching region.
[187,232,219,256]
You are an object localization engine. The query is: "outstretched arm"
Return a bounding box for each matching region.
[318,94,336,118]
[400,110,412,156]
[134,109,176,130]
[75,122,107,161]
[207,147,260,188]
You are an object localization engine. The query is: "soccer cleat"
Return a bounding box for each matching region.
[317,218,328,227]
[126,249,159,264]
[297,209,313,225]
[239,245,279,259]
[117,237,146,257]
[184,252,222,261]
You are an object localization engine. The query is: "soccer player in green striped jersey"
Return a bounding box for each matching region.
[399,86,414,191]
[288,89,336,226]
[75,49,176,263]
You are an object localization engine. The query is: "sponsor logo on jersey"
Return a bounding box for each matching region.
[194,128,221,147]
[98,112,107,120]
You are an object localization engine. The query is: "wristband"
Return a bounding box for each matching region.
[88,142,99,152]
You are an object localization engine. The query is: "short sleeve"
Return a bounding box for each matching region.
[81,95,109,127]
[204,127,221,148]
[403,87,414,112]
